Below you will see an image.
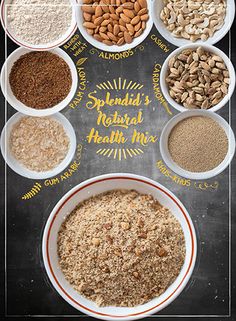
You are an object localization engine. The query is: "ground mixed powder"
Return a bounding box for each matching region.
[7,0,72,45]
[168,116,228,172]
[9,51,72,109]
[58,190,185,307]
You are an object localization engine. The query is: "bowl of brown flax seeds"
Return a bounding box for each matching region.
[0,47,78,116]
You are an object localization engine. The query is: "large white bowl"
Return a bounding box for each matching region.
[160,44,236,113]
[1,47,78,117]
[75,0,153,52]
[0,0,77,50]
[42,173,197,320]
[152,0,235,47]
[160,110,236,180]
[0,112,77,179]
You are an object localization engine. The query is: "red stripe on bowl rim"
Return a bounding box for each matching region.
[45,176,196,318]
[1,0,77,50]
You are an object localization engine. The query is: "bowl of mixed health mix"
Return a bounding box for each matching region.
[42,173,197,320]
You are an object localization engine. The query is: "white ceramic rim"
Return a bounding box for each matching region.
[0,112,77,179]
[152,0,235,47]
[160,44,236,113]
[0,0,77,50]
[160,110,236,180]
[75,0,153,53]
[0,47,78,117]
[42,173,197,320]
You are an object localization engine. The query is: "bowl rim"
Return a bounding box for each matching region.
[160,43,236,113]
[152,0,236,47]
[75,0,154,53]
[42,173,197,320]
[0,0,77,50]
[0,112,77,179]
[160,110,236,180]
[0,46,78,117]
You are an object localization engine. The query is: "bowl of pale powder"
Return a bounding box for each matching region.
[42,173,197,320]
[160,110,235,180]
[0,112,77,179]
[0,0,76,49]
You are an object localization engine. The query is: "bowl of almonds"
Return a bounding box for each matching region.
[152,0,235,47]
[160,44,235,112]
[76,0,153,52]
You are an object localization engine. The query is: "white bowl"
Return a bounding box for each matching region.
[0,0,77,50]
[0,47,78,117]
[75,0,153,52]
[160,110,235,180]
[152,0,235,47]
[0,112,77,179]
[160,44,236,113]
[42,173,197,320]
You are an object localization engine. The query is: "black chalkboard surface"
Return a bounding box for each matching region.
[0,5,236,321]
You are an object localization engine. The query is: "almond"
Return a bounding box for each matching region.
[113,24,120,36]
[117,37,125,45]
[86,28,94,35]
[82,5,95,14]
[126,24,134,34]
[119,18,126,27]
[101,19,110,26]
[95,5,103,17]
[131,15,140,25]
[93,34,103,41]
[99,32,110,40]
[108,24,114,32]
[138,0,147,9]
[99,26,107,32]
[116,6,123,14]
[138,8,147,15]
[140,14,149,21]
[102,39,113,45]
[94,16,104,26]
[103,13,110,20]
[107,32,118,41]
[134,21,141,31]
[123,9,135,19]
[83,12,92,22]
[110,13,119,20]
[119,25,127,32]
[109,5,115,14]
[123,2,134,9]
[134,2,141,13]
[124,31,132,43]
[83,22,96,29]
[120,13,131,23]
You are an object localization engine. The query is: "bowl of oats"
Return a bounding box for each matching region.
[42,173,197,320]
[152,0,235,47]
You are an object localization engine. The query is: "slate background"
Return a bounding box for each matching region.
[0,4,236,321]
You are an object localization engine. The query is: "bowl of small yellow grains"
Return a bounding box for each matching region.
[42,173,197,319]
[160,110,235,180]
